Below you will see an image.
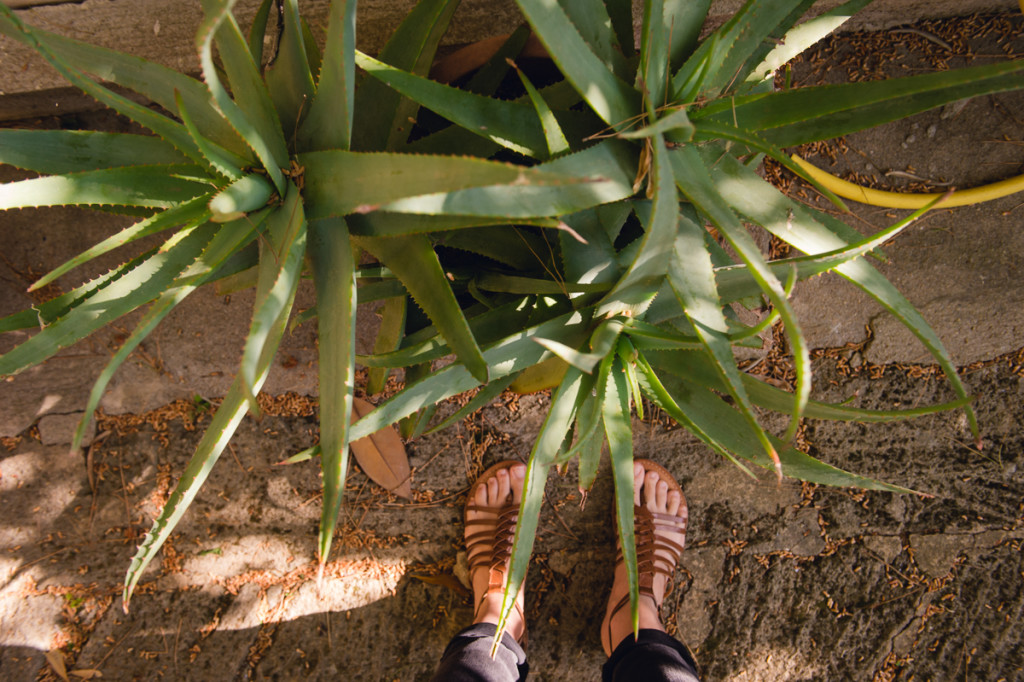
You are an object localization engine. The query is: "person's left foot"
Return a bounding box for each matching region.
[601,460,688,657]
[464,461,527,642]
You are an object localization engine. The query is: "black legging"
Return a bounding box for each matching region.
[430,623,700,681]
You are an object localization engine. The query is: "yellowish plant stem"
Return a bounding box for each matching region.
[791,154,1024,209]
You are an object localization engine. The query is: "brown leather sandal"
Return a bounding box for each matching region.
[464,460,527,645]
[603,458,688,655]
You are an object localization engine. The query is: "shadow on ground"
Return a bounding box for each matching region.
[1,359,1022,680]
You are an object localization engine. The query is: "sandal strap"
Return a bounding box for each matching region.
[465,503,519,591]
[615,504,688,605]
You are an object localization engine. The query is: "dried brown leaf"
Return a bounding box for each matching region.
[350,397,412,498]
[45,650,69,682]
[408,571,471,597]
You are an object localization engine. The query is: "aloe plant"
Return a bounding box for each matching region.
[1,0,1020,645]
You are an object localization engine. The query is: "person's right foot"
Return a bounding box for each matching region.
[601,460,687,657]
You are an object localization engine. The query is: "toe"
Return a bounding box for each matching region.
[667,488,683,517]
[495,468,511,504]
[655,479,669,512]
[474,476,490,508]
[633,462,645,506]
[644,471,660,511]
[509,463,526,504]
[486,476,499,506]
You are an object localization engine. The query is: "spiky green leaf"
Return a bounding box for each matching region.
[298,0,357,151]
[309,216,358,566]
[355,234,489,384]
[515,0,639,127]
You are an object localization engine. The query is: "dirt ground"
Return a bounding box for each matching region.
[1,12,1023,682]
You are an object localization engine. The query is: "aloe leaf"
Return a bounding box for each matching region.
[673,146,810,452]
[774,441,917,493]
[353,0,460,151]
[694,58,1024,148]
[211,0,292,155]
[372,139,638,219]
[603,0,634,59]
[0,8,233,162]
[650,347,971,422]
[558,205,629,302]
[554,370,599,466]
[475,273,610,296]
[207,173,276,222]
[358,296,567,369]
[0,130,188,175]
[247,0,274,64]
[603,353,640,636]
[348,212,558,240]
[301,147,626,219]
[123,275,290,607]
[27,196,211,293]
[575,352,613,493]
[196,0,287,191]
[0,165,212,211]
[514,0,639,127]
[741,0,872,89]
[297,0,356,151]
[302,16,324,75]
[694,121,848,211]
[308,216,358,568]
[124,380,249,606]
[745,374,974,422]
[355,234,489,384]
[441,224,563,271]
[356,52,551,157]
[534,337,604,373]
[596,136,676,317]
[0,243,160,334]
[619,108,695,141]
[561,0,629,77]
[421,373,518,436]
[644,353,912,490]
[366,296,406,395]
[731,0,818,92]
[0,9,244,156]
[715,197,943,303]
[621,319,701,351]
[707,152,979,442]
[705,145,874,258]
[496,365,586,647]
[350,308,595,440]
[639,0,670,108]
[671,0,812,101]
[262,0,316,140]
[663,0,711,71]
[71,215,260,452]
[617,336,644,419]
[239,184,306,409]
[515,63,571,158]
[634,348,757,475]
[401,124,503,158]
[670,210,779,467]
[0,223,217,375]
[175,91,245,181]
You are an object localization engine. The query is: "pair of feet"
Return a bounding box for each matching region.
[465,460,687,656]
